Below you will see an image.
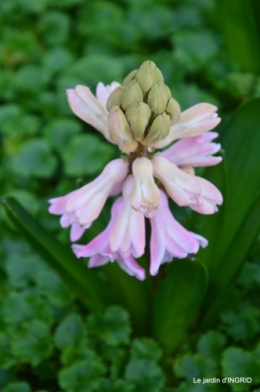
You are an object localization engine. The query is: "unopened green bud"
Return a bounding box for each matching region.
[141,112,171,146]
[108,106,138,153]
[135,60,164,94]
[123,69,138,86]
[106,86,124,112]
[147,82,171,116]
[121,80,143,111]
[125,102,151,142]
[166,97,181,124]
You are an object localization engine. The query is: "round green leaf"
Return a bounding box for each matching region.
[43,118,81,153]
[3,382,32,392]
[10,139,57,178]
[63,134,115,177]
[11,320,53,366]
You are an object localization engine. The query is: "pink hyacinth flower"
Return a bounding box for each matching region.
[48,158,128,241]
[49,62,224,279]
[162,132,222,167]
[155,103,221,149]
[150,190,208,276]
[153,155,223,213]
[66,82,120,143]
[72,176,145,280]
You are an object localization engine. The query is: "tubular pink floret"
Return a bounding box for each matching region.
[48,158,128,241]
[129,157,160,218]
[162,132,222,167]
[149,190,208,276]
[155,103,221,148]
[153,155,222,213]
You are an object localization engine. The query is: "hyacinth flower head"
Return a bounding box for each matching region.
[49,60,223,279]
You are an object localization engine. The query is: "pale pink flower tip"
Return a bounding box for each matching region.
[66,82,120,143]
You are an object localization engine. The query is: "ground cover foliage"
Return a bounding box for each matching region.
[1,0,260,390]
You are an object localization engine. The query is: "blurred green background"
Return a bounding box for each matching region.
[1,0,260,391]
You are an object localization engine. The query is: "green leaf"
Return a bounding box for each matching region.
[152,259,208,353]
[43,47,74,73]
[130,338,162,362]
[11,320,53,366]
[9,139,57,178]
[173,354,218,381]
[217,0,260,73]
[193,99,260,325]
[197,331,227,362]
[61,346,98,367]
[2,291,52,328]
[201,192,260,327]
[219,303,260,341]
[237,262,260,292]
[68,54,124,87]
[54,314,86,351]
[51,0,84,7]
[63,134,115,177]
[173,83,220,111]
[86,306,131,346]
[1,197,108,312]
[99,346,127,380]
[58,359,105,392]
[214,96,260,262]
[3,382,32,392]
[113,380,134,392]
[0,333,16,369]
[43,118,81,154]
[124,359,165,392]
[98,378,113,392]
[174,382,221,392]
[36,269,74,306]
[3,251,45,289]
[173,30,219,73]
[39,11,70,45]
[222,347,260,391]
[0,104,22,126]
[14,65,50,92]
[3,190,39,216]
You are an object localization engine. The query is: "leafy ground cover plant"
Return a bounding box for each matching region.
[0,238,260,391]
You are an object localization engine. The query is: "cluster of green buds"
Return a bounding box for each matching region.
[107,60,181,153]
